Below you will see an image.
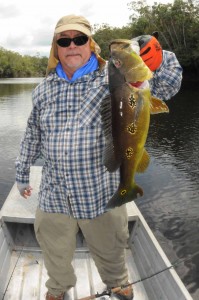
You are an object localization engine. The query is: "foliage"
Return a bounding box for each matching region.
[93,24,133,58]
[93,0,199,76]
[0,47,48,78]
[128,0,199,70]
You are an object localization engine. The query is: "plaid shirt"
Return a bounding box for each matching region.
[150,50,183,100]
[16,65,120,219]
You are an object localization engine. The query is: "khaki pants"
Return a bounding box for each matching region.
[34,205,129,296]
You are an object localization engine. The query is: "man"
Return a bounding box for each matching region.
[132,33,183,100]
[15,15,133,300]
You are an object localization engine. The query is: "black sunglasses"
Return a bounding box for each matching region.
[56,35,89,47]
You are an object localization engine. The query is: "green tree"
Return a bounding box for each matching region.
[93,24,133,59]
[128,0,199,74]
[0,47,48,78]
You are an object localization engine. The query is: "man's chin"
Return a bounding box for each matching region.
[66,58,82,69]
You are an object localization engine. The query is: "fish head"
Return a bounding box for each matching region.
[109,39,153,83]
[109,39,133,53]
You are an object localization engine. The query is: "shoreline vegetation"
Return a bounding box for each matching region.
[0,0,198,81]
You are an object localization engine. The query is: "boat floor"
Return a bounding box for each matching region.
[3,248,148,300]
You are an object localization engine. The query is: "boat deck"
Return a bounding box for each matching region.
[2,247,148,300]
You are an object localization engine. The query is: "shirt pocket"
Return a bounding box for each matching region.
[78,86,109,128]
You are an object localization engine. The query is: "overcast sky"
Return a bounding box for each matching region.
[0,0,172,57]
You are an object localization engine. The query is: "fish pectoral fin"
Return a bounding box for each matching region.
[136,149,150,173]
[150,96,169,114]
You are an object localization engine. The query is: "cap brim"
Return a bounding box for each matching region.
[55,24,91,36]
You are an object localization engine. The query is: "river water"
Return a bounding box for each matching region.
[0,78,199,299]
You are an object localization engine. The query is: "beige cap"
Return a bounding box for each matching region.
[55,15,92,36]
[46,15,105,76]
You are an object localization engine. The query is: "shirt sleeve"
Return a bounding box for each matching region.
[15,97,41,184]
[149,51,183,101]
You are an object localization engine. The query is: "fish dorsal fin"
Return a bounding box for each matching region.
[150,96,169,114]
[100,95,121,172]
[136,148,150,173]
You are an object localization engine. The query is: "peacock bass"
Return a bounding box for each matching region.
[101,39,169,209]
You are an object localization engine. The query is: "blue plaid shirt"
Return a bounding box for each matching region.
[16,65,120,219]
[150,50,183,100]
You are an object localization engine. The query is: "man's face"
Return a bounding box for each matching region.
[56,30,91,75]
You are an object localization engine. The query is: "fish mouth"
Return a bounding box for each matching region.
[112,58,122,68]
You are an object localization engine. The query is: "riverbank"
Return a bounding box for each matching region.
[1,72,199,89]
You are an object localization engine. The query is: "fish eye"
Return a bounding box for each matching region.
[112,58,121,68]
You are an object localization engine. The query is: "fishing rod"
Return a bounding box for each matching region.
[76,255,192,300]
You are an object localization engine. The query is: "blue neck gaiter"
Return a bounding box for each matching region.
[56,52,98,82]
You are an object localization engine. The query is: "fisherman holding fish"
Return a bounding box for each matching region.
[15,14,178,300]
[16,15,133,300]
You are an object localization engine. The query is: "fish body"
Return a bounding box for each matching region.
[101,40,169,209]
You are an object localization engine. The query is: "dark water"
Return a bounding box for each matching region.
[0,78,43,202]
[0,78,199,299]
[135,87,199,299]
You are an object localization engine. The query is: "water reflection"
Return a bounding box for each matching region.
[0,78,43,203]
[0,78,43,84]
[0,78,42,97]
[135,88,199,298]
[148,89,199,180]
[0,79,199,299]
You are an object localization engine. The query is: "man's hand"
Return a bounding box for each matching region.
[17,183,33,199]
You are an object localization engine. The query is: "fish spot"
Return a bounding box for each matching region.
[126,147,134,159]
[127,122,137,135]
[128,94,136,108]
[120,189,127,196]
[119,101,123,117]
